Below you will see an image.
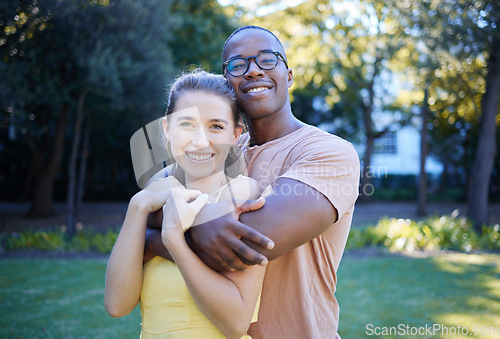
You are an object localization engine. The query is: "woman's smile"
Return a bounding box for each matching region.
[185,151,215,162]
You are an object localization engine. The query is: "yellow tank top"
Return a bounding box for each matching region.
[140,256,258,338]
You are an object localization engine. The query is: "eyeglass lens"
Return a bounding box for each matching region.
[227,52,278,76]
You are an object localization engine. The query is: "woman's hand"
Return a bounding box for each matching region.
[162,188,209,244]
[131,176,183,215]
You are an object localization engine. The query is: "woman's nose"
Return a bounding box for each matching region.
[192,129,210,148]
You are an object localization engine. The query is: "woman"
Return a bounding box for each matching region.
[104,70,270,338]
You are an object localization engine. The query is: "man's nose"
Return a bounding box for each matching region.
[244,58,263,79]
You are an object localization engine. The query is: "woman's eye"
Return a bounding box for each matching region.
[180,122,194,128]
[211,124,224,130]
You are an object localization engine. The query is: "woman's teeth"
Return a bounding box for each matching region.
[186,153,213,161]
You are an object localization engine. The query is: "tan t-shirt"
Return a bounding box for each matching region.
[239,125,360,339]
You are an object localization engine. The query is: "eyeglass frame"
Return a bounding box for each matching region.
[222,51,289,77]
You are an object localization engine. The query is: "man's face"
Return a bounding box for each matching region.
[223,29,293,121]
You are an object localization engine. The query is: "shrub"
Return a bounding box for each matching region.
[5,230,65,252]
[346,214,499,253]
[90,230,118,253]
[1,229,119,254]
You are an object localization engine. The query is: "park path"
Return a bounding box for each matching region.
[1,201,499,233]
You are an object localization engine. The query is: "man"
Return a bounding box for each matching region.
[146,25,360,338]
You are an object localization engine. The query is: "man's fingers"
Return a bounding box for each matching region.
[211,251,242,271]
[235,223,274,250]
[238,197,265,213]
[227,237,269,267]
[217,246,249,271]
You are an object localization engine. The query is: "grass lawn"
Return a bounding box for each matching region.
[1,252,499,338]
[0,257,141,338]
[337,251,500,338]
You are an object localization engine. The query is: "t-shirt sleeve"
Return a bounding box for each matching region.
[280,135,360,221]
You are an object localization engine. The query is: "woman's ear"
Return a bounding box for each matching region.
[287,69,294,88]
[233,126,242,145]
[162,117,170,141]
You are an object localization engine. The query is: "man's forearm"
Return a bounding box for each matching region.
[144,228,173,262]
[239,178,336,261]
[145,227,227,271]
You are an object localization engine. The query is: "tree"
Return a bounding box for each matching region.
[1,0,74,216]
[236,0,410,200]
[0,0,177,225]
[390,0,500,230]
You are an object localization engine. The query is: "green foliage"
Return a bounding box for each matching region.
[0,0,236,205]
[2,229,118,253]
[89,231,119,254]
[5,230,66,251]
[479,224,500,250]
[346,214,499,252]
[371,187,417,201]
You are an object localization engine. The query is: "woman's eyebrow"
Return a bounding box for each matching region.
[176,115,195,121]
[210,118,229,125]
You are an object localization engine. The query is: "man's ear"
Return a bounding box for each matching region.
[287,69,293,88]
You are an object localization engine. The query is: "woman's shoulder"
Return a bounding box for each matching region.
[217,175,261,202]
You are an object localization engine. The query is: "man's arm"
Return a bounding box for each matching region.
[144,198,273,270]
[241,178,336,260]
[189,178,337,269]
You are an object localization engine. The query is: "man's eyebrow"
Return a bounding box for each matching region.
[228,49,275,59]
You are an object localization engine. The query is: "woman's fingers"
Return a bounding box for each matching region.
[167,188,209,232]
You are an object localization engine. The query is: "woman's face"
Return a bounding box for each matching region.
[165,90,242,183]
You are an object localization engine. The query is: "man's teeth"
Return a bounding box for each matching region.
[187,153,213,161]
[247,87,268,93]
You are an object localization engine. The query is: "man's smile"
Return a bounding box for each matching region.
[241,82,273,94]
[246,87,268,93]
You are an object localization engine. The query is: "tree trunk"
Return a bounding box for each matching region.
[27,105,68,218]
[437,160,449,196]
[467,40,500,231]
[67,88,89,236]
[417,87,430,217]
[359,57,381,202]
[76,121,91,218]
[360,131,375,201]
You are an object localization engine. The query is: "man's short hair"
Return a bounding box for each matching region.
[222,25,287,62]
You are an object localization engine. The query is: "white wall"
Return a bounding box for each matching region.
[355,126,443,176]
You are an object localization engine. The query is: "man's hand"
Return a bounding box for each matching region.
[189,198,274,271]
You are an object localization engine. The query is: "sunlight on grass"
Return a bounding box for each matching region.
[431,253,500,339]
[1,252,499,338]
[337,252,500,338]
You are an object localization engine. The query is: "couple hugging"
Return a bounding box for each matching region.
[105,25,360,339]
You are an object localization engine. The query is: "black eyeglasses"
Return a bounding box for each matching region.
[223,51,288,77]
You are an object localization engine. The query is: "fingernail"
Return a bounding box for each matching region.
[260,259,268,266]
[229,268,235,272]
[267,241,275,250]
